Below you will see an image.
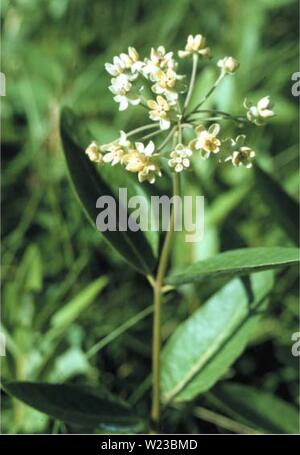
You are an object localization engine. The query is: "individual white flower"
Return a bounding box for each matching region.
[105,47,143,78]
[178,34,211,59]
[217,56,239,74]
[105,56,126,77]
[123,47,144,75]
[224,135,255,168]
[190,123,221,159]
[109,73,132,95]
[255,96,275,119]
[101,131,131,166]
[123,141,155,173]
[102,144,125,165]
[168,144,192,173]
[109,74,140,110]
[164,90,179,106]
[143,46,176,77]
[85,141,103,163]
[123,141,161,183]
[123,150,146,172]
[137,162,162,184]
[147,95,171,130]
[151,68,177,92]
[244,96,275,125]
[150,68,183,105]
[230,147,255,168]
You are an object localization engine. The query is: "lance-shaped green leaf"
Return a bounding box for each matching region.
[60,107,157,274]
[161,270,274,403]
[208,382,299,434]
[166,247,299,285]
[3,382,145,433]
[254,164,299,245]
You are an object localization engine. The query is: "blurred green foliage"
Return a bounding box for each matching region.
[1,0,299,433]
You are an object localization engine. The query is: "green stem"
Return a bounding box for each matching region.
[151,171,181,432]
[126,123,159,138]
[187,71,225,116]
[187,109,247,124]
[183,54,198,113]
[191,116,232,122]
[141,129,163,141]
[108,123,160,148]
[190,109,236,118]
[177,121,182,143]
[157,126,176,151]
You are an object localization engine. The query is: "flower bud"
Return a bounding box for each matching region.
[217,56,239,74]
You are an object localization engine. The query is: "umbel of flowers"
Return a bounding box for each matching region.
[85,34,275,183]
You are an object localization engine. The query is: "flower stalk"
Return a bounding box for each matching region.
[183,53,198,112]
[151,170,181,432]
[188,71,225,116]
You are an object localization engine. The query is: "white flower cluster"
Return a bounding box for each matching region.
[85,35,275,184]
[85,121,256,183]
[168,123,256,173]
[105,45,184,124]
[86,132,161,184]
[105,47,143,111]
[168,144,192,173]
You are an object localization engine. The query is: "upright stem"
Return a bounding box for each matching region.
[183,54,198,113]
[151,171,181,432]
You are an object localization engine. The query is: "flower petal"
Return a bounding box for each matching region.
[144,141,155,156]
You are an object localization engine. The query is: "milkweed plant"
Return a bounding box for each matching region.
[4,33,293,435]
[83,35,276,431]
